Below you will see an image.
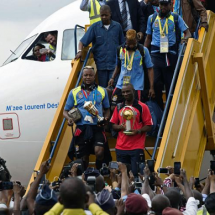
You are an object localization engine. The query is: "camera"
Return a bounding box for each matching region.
[87,176,96,192]
[134,182,142,189]
[51,180,62,192]
[100,163,110,177]
[137,154,145,175]
[0,157,11,181]
[210,161,215,172]
[147,159,155,173]
[157,168,169,174]
[0,181,13,191]
[194,178,201,188]
[174,162,181,175]
[60,160,83,179]
[109,162,119,170]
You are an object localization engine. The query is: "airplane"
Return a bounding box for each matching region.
[0,0,89,186]
[0,0,213,186]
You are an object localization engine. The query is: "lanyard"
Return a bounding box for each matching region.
[158,17,168,36]
[124,50,135,71]
[82,89,97,105]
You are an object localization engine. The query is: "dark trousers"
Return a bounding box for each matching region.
[115,148,145,177]
[151,53,178,110]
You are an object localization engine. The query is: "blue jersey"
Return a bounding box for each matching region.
[64,85,110,125]
[116,46,153,90]
[146,12,188,53]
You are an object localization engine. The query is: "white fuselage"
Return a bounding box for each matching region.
[0,1,89,185]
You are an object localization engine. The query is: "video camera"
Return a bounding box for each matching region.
[0,157,11,181]
[100,163,110,177]
[60,160,83,179]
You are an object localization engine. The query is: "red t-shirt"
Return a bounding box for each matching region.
[110,100,153,150]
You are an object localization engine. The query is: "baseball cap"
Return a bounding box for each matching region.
[162,207,183,215]
[126,193,148,214]
[95,189,115,210]
[35,184,58,206]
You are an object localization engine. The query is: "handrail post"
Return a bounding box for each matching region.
[74,25,85,55]
[152,43,186,160]
[193,53,215,148]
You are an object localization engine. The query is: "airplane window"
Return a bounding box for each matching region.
[24,31,58,62]
[62,28,85,60]
[2,35,37,66]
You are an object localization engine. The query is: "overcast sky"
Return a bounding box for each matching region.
[0,0,75,65]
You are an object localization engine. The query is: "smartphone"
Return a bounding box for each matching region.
[210,161,215,172]
[109,162,119,169]
[135,182,142,188]
[0,181,13,190]
[147,160,155,173]
[174,162,181,175]
[39,48,48,54]
[195,178,200,188]
[157,168,169,174]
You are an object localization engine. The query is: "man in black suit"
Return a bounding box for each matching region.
[106,0,145,40]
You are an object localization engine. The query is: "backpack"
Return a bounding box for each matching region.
[145,100,163,137]
[117,44,150,97]
[187,0,200,24]
[151,12,181,52]
[117,43,146,70]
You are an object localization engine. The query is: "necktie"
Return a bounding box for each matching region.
[121,0,128,30]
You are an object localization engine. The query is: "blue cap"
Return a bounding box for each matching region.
[95,189,115,210]
[36,184,58,206]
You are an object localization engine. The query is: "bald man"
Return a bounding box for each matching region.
[76,5,125,88]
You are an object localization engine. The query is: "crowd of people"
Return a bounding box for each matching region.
[1,160,215,215]
[1,0,215,214]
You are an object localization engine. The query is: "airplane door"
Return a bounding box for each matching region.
[0,113,21,139]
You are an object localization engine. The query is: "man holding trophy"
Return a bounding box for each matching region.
[110,83,153,178]
[63,66,110,169]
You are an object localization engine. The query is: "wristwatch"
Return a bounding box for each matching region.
[137,130,141,134]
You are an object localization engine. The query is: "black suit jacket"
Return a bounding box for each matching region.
[140,1,155,34]
[106,0,145,33]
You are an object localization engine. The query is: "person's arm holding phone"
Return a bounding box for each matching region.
[118,162,129,198]
[141,165,155,200]
[26,160,50,215]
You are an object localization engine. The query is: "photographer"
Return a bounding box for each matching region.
[63,66,110,170]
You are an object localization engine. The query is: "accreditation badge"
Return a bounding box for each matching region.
[160,34,169,53]
[123,75,131,85]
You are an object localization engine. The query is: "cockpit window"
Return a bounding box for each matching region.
[23,31,58,62]
[62,28,85,60]
[2,35,37,66]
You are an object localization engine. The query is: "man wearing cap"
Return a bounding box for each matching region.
[75,5,124,88]
[125,193,149,214]
[110,83,153,179]
[144,0,191,109]
[95,189,115,214]
[109,29,155,110]
[63,66,110,170]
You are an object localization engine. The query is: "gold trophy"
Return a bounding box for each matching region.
[83,101,104,122]
[121,106,135,135]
